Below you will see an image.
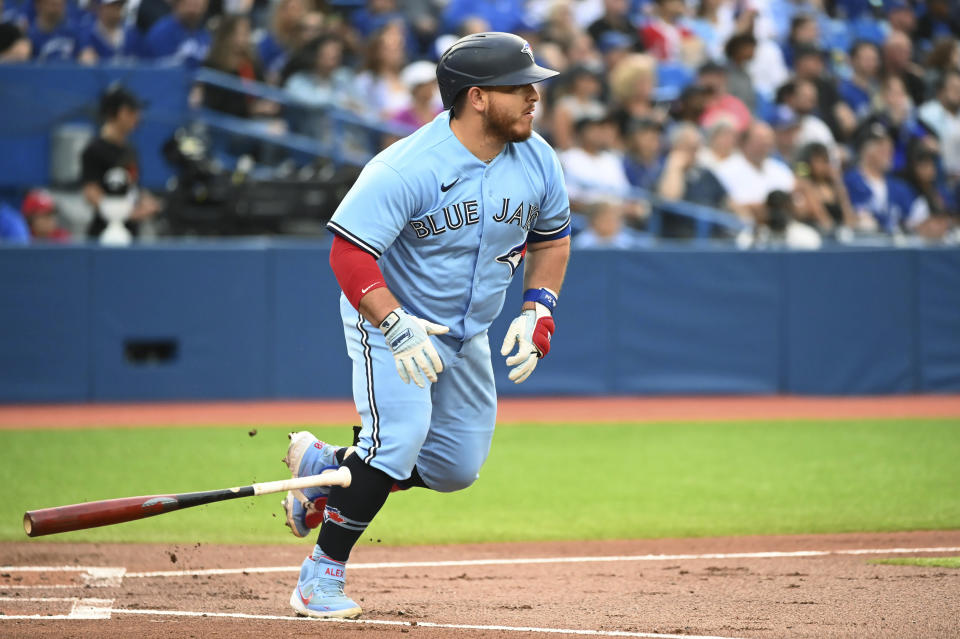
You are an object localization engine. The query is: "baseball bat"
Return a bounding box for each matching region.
[23,467,351,538]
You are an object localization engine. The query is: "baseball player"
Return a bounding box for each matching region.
[282,32,571,619]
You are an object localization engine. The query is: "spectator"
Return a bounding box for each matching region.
[670,84,711,125]
[793,141,857,231]
[81,87,161,240]
[859,74,928,173]
[586,0,639,50]
[843,124,916,233]
[144,0,211,68]
[839,40,881,119]
[607,53,662,133]
[639,0,703,66]
[284,34,355,110]
[715,121,796,223]
[0,20,31,61]
[780,12,817,69]
[759,188,822,249]
[200,15,279,119]
[256,0,306,84]
[697,61,751,133]
[0,197,30,244]
[723,31,756,114]
[559,112,631,206]
[886,0,916,38]
[81,0,139,62]
[696,116,737,171]
[769,104,802,164]
[596,28,633,71]
[657,122,730,212]
[538,1,581,50]
[901,145,956,239]
[351,0,407,39]
[390,60,442,130]
[881,29,927,107]
[28,0,93,61]
[622,118,664,190]
[352,21,410,121]
[777,78,839,163]
[918,69,960,181]
[572,198,643,249]
[688,0,735,62]
[792,45,852,141]
[923,37,960,102]
[916,0,960,44]
[20,188,70,242]
[550,64,606,150]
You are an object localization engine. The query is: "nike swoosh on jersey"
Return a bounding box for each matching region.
[440,178,460,192]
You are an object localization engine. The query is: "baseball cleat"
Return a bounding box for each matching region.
[290,546,362,619]
[281,491,323,538]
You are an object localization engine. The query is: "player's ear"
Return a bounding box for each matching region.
[467,86,488,114]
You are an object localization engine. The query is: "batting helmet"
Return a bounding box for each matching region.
[436,32,559,110]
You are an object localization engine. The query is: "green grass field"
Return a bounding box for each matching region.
[1,418,958,545]
[869,557,960,568]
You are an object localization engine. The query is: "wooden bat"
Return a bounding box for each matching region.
[23,467,352,538]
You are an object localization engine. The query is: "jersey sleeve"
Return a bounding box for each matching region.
[326,160,419,258]
[529,149,571,243]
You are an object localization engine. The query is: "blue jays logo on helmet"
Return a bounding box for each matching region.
[521,41,534,62]
[496,242,527,276]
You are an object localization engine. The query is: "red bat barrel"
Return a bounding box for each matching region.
[24,494,182,537]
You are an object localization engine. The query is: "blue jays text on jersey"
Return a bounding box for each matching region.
[327,110,571,342]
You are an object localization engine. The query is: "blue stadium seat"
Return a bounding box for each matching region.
[657,62,694,94]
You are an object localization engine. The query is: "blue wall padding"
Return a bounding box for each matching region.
[88,243,270,400]
[917,250,960,392]
[610,250,782,394]
[0,247,91,401]
[783,251,917,394]
[270,245,354,398]
[1,243,958,402]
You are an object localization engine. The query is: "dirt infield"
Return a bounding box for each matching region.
[2,395,959,637]
[1,395,959,428]
[2,531,959,639]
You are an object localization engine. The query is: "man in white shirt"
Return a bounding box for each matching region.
[918,70,960,179]
[559,112,631,204]
[715,120,796,223]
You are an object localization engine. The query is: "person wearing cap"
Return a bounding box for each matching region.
[385,60,441,130]
[81,87,161,240]
[900,145,957,239]
[842,124,916,233]
[20,189,71,242]
[283,32,569,620]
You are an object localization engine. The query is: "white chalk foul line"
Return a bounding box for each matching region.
[109,608,745,639]
[0,566,125,590]
[0,596,114,620]
[123,545,960,578]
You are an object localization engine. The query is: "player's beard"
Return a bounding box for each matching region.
[483,101,534,144]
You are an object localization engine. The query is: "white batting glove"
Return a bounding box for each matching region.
[379,308,449,388]
[500,302,555,384]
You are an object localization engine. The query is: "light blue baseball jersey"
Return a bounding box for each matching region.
[327,110,571,341]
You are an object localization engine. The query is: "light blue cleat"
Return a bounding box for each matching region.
[280,431,353,538]
[289,546,362,619]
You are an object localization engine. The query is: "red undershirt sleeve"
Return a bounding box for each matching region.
[329,235,388,310]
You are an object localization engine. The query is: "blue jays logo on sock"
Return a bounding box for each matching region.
[496,242,527,275]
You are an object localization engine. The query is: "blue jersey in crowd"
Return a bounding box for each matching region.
[144,15,210,67]
[80,23,140,60]
[844,169,916,232]
[327,110,571,342]
[838,79,873,118]
[29,20,84,60]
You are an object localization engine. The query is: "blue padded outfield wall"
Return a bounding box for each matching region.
[1,243,959,402]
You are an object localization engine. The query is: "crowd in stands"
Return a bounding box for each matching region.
[1,0,959,247]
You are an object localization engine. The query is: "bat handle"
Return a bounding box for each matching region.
[249,466,352,496]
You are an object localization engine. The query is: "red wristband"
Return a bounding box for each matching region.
[329,235,387,309]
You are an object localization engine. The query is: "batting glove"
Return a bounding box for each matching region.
[500,289,557,384]
[379,308,449,388]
